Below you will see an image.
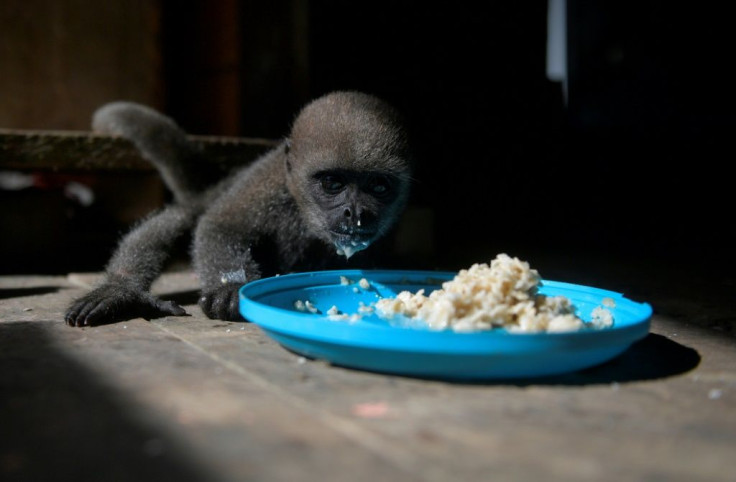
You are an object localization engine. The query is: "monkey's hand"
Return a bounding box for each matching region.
[65,282,187,327]
[199,284,244,321]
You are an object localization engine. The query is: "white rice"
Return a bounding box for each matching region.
[375,253,610,333]
[294,299,320,314]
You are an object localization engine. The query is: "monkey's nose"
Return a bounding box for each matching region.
[343,207,362,221]
[343,207,366,228]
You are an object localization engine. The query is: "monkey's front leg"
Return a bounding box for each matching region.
[195,253,254,321]
[65,205,195,326]
[192,215,263,321]
[65,276,186,326]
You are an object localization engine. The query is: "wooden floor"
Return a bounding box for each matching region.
[2,255,735,482]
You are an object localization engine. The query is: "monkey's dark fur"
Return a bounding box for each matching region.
[65,91,413,325]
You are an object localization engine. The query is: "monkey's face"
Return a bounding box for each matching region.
[306,168,405,258]
[286,142,411,259]
[285,91,413,258]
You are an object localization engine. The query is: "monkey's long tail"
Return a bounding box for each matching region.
[92,101,218,205]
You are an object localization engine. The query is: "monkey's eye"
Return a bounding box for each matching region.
[369,175,392,196]
[320,175,345,194]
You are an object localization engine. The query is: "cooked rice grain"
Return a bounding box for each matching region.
[375,253,601,333]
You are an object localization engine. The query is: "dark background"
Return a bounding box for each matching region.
[2,0,734,280]
[164,0,735,272]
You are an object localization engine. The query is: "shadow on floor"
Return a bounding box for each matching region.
[160,289,201,306]
[508,333,701,386]
[0,287,59,300]
[0,322,215,482]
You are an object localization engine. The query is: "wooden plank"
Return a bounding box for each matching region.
[0,128,277,172]
[1,271,736,481]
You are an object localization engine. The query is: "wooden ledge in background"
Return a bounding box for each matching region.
[0,128,277,172]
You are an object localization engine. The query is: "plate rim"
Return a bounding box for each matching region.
[238,269,652,352]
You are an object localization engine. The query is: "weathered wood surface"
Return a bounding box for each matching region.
[0,128,277,172]
[1,265,735,482]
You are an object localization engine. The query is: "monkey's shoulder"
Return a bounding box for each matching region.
[203,149,289,210]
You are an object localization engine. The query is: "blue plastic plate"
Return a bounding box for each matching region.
[238,270,652,380]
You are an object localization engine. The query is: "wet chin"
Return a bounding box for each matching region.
[334,238,371,260]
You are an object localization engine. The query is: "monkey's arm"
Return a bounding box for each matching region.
[193,212,262,321]
[65,205,196,326]
[192,176,297,320]
[191,152,300,321]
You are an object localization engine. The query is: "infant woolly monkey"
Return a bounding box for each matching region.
[65,91,413,325]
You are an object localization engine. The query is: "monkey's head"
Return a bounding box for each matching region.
[285,91,412,259]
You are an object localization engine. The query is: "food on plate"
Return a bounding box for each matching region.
[375,254,614,333]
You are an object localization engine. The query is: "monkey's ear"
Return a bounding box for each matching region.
[284,138,292,172]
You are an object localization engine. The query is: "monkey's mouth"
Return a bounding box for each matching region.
[330,230,375,259]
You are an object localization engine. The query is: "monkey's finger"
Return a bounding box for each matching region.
[212,298,228,320]
[80,298,117,326]
[227,290,243,321]
[64,306,81,326]
[214,289,239,321]
[66,297,94,326]
[72,300,100,326]
[65,303,80,325]
[156,300,187,317]
[68,313,85,327]
[199,294,215,318]
[200,290,232,320]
